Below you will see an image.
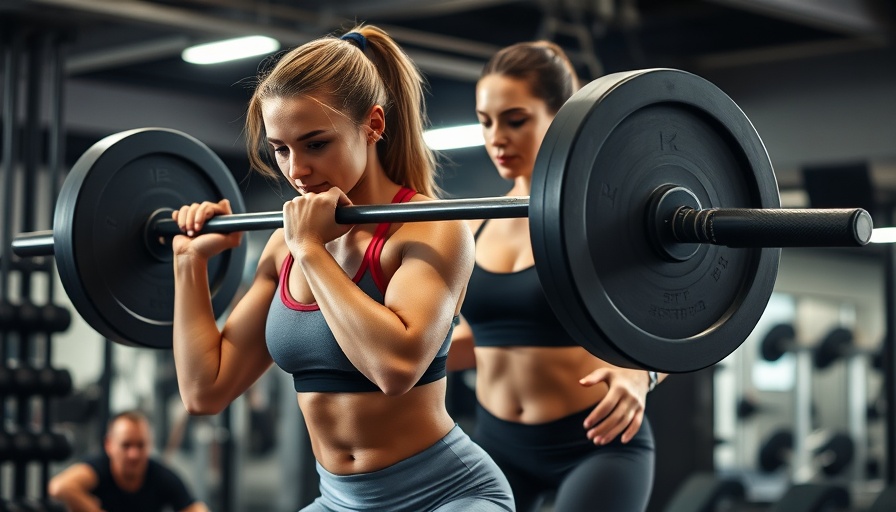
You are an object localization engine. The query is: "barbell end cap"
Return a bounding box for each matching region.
[144,208,176,262]
[852,209,873,246]
[11,230,56,257]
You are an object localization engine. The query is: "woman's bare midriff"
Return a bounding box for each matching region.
[475,346,611,424]
[298,379,455,475]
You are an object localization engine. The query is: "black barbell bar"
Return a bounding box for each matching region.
[9,194,872,259]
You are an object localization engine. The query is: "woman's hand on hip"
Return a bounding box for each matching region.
[578,366,650,445]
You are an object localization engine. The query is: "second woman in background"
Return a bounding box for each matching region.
[449,41,661,512]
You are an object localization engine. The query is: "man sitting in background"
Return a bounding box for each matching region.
[48,410,209,512]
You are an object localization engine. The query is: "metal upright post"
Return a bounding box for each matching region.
[0,19,20,504]
[0,22,20,335]
[884,241,896,485]
[846,350,868,484]
[792,349,813,483]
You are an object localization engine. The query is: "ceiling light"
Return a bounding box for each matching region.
[870,227,896,244]
[182,36,281,65]
[424,124,484,151]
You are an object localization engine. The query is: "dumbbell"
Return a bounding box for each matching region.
[6,428,40,462]
[8,365,73,398]
[34,430,74,461]
[5,499,41,512]
[0,300,71,334]
[0,298,15,331]
[760,323,799,362]
[759,430,794,472]
[0,365,11,394]
[663,472,745,512]
[40,304,72,334]
[812,325,877,483]
[2,499,67,512]
[0,299,41,332]
[21,302,71,335]
[735,394,795,420]
[760,323,832,481]
[872,349,883,372]
[8,255,53,273]
[16,299,42,332]
[758,428,854,477]
[42,500,68,512]
[51,385,101,424]
[736,395,761,419]
[0,428,73,463]
[769,483,850,512]
[34,366,73,397]
[813,326,876,370]
[0,429,11,460]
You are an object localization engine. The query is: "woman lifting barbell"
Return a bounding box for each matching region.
[169,25,513,512]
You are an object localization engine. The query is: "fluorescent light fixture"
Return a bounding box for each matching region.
[424,124,484,150]
[870,227,896,244]
[182,36,281,65]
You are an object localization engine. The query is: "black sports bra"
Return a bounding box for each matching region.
[460,219,577,348]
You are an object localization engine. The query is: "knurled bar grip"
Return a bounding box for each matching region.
[672,208,873,248]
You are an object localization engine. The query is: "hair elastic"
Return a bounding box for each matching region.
[340,32,367,52]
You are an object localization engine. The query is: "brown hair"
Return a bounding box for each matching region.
[107,410,149,433]
[246,25,438,197]
[481,41,580,114]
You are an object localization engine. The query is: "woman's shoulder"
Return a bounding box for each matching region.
[409,192,484,232]
[387,194,466,236]
[465,218,486,235]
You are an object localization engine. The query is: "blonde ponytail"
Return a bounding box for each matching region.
[245,24,439,197]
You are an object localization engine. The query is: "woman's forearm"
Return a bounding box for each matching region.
[297,244,441,395]
[172,254,226,412]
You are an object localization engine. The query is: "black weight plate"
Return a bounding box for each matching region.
[531,68,780,373]
[54,128,247,349]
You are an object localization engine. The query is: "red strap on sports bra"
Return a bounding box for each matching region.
[279,187,418,309]
[363,187,416,292]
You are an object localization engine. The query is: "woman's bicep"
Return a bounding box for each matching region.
[385,222,474,343]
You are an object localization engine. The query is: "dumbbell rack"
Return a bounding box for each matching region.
[1,25,73,511]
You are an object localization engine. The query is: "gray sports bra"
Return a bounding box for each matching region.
[265,187,453,392]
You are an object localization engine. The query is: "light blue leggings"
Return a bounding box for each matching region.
[302,424,514,512]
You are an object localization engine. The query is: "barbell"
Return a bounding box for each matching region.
[9,68,873,373]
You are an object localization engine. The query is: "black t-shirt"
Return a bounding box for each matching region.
[84,454,196,512]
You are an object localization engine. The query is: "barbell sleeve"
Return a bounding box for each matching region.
[11,230,54,257]
[671,207,873,248]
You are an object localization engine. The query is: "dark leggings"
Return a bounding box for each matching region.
[474,403,655,512]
